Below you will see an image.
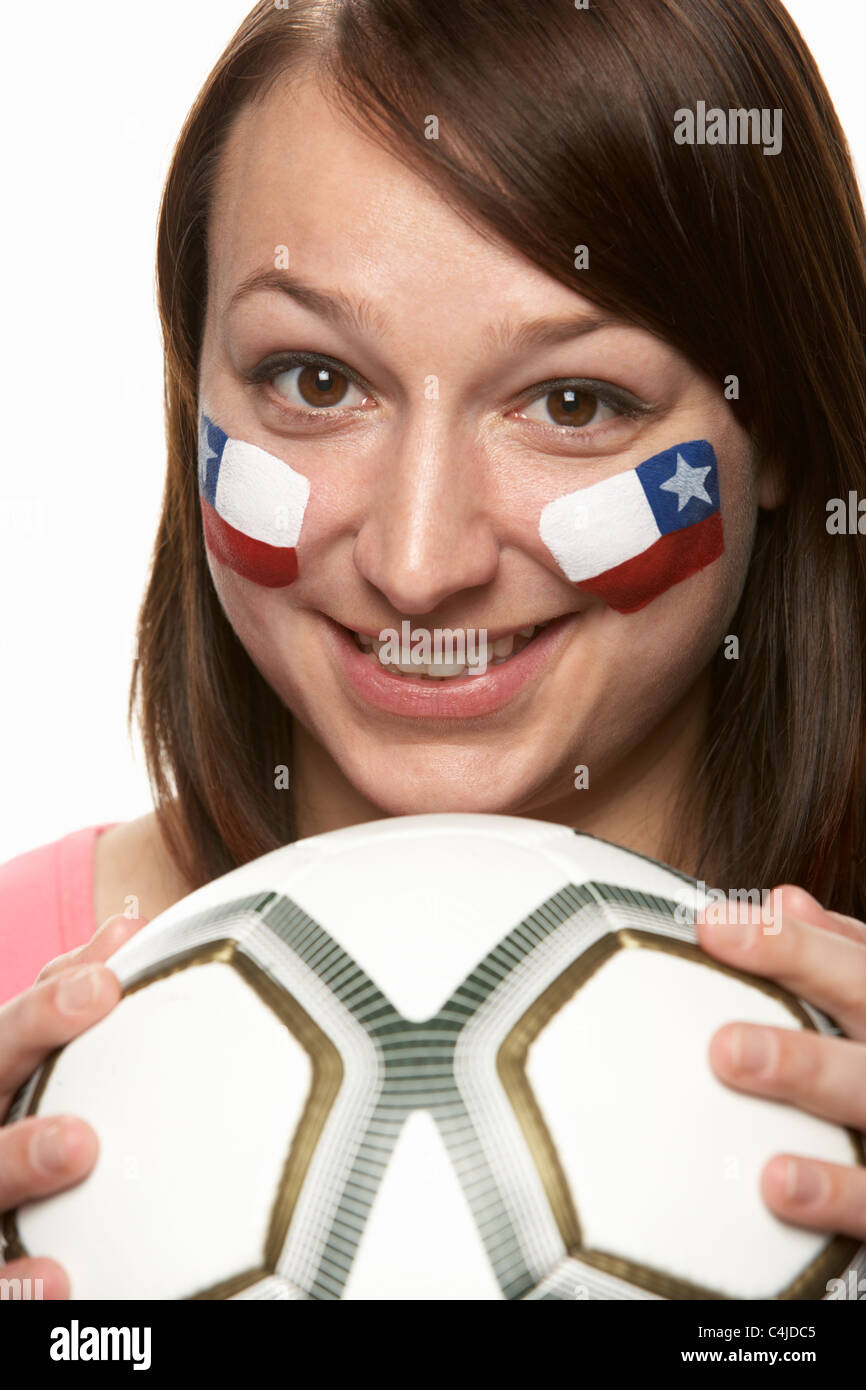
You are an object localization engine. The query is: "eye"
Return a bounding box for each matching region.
[518,386,621,429]
[271,361,368,410]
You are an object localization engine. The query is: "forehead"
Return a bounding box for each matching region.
[206,71,591,324]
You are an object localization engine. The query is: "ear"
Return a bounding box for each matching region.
[756,450,787,510]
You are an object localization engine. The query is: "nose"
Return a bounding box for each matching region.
[352,414,500,615]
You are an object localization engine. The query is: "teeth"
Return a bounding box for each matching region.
[426,662,466,679]
[351,622,552,678]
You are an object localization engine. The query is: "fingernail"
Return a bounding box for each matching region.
[784,1158,828,1205]
[30,1120,70,1175]
[56,966,100,1015]
[730,1025,772,1073]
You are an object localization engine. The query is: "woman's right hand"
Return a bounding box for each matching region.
[0,912,147,1298]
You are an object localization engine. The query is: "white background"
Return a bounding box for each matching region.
[1,1,864,861]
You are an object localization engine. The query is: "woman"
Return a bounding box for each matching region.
[1,0,864,1299]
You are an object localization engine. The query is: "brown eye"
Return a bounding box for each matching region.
[269,362,368,411]
[299,365,348,406]
[545,388,599,427]
[519,385,620,430]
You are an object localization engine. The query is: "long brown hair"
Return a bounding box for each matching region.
[133,0,866,915]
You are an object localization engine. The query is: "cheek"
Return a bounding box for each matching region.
[538,439,724,614]
[198,412,310,588]
[208,569,313,714]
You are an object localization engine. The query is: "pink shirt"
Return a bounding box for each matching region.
[0,825,114,1009]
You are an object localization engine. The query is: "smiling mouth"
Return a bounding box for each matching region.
[347,622,553,680]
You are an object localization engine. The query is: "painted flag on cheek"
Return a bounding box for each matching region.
[538,439,724,614]
[197,413,310,587]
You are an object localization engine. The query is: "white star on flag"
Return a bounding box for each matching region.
[659,452,714,511]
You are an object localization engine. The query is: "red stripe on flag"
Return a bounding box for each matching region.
[576,511,724,614]
[201,499,299,588]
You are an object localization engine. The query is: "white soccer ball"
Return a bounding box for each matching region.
[4,814,864,1300]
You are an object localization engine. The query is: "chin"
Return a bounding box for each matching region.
[345,745,559,819]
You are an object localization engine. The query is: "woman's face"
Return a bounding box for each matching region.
[198,73,777,824]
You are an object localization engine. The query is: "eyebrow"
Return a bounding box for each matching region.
[228,268,620,356]
[480,311,620,356]
[228,269,389,339]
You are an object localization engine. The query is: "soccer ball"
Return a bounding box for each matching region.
[3,814,864,1300]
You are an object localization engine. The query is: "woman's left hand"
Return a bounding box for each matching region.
[697,884,866,1242]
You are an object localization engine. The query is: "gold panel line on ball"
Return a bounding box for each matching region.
[496,927,863,1302]
[2,932,343,1301]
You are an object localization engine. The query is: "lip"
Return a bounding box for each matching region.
[323,613,578,719]
[344,619,554,643]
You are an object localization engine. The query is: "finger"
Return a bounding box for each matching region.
[761,1154,866,1242]
[0,964,122,1116]
[697,883,866,947]
[769,884,866,947]
[697,909,866,1041]
[825,909,866,946]
[35,913,148,985]
[710,1023,866,1131]
[0,1114,98,1211]
[0,1256,69,1300]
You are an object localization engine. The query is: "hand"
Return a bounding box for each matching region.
[698,884,866,1245]
[0,912,147,1298]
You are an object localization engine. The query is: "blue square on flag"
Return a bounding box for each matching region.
[198,414,228,506]
[637,440,720,536]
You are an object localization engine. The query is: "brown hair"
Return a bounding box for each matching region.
[133,0,866,914]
